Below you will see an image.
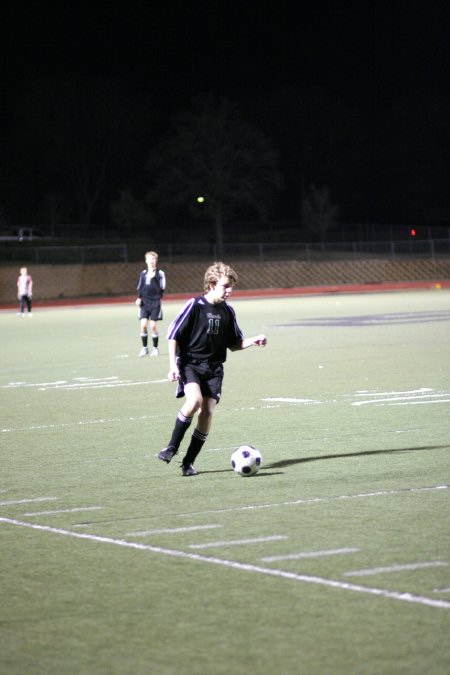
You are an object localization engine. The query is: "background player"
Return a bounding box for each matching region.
[135,251,166,356]
[17,266,33,316]
[157,261,266,476]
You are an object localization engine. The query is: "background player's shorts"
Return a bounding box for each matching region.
[139,302,162,321]
[177,361,224,403]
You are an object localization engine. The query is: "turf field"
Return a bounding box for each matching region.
[1,289,450,675]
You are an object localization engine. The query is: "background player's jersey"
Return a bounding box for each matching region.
[168,296,243,364]
[17,274,32,295]
[137,269,166,305]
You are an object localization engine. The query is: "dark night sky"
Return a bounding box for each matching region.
[3,1,449,113]
[1,1,450,228]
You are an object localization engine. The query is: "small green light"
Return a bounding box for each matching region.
[197,196,205,203]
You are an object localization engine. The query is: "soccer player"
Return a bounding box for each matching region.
[157,261,266,476]
[135,251,166,356]
[17,266,33,316]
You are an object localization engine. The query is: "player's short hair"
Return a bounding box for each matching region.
[145,251,158,259]
[203,262,238,291]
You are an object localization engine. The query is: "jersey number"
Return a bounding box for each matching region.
[207,318,220,335]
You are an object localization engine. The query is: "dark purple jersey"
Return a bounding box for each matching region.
[167,296,244,364]
[137,268,166,306]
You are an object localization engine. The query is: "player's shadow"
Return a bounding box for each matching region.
[264,444,449,469]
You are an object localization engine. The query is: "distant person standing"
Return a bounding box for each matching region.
[17,266,33,316]
[135,251,166,356]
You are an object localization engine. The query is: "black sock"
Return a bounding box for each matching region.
[152,334,159,348]
[141,333,148,347]
[182,429,208,466]
[168,412,193,450]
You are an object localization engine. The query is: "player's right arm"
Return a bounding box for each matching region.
[167,339,179,381]
[135,271,145,305]
[166,298,196,381]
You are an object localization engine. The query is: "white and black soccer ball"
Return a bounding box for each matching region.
[231,445,263,477]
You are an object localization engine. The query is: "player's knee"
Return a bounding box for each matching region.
[186,393,203,412]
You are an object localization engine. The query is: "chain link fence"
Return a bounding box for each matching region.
[1,239,450,265]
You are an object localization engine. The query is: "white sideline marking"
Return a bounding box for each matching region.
[344,561,448,577]
[177,485,449,517]
[352,388,450,406]
[23,506,104,517]
[261,397,321,405]
[3,380,66,388]
[386,400,450,406]
[355,389,433,396]
[3,394,450,434]
[259,388,450,408]
[1,377,167,392]
[127,524,221,537]
[353,394,450,406]
[261,547,360,562]
[0,497,57,507]
[1,517,449,610]
[188,535,287,550]
[1,412,172,434]
[39,378,168,391]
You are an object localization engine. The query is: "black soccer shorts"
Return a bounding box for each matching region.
[177,360,224,403]
[139,302,162,321]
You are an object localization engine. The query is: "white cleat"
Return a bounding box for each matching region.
[139,347,149,357]
[151,347,159,356]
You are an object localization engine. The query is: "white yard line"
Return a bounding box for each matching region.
[188,535,287,550]
[3,390,450,433]
[354,389,433,396]
[1,378,167,392]
[1,412,171,434]
[23,506,104,517]
[261,547,360,562]
[261,397,321,404]
[353,394,450,406]
[0,497,57,506]
[1,517,449,611]
[344,561,448,577]
[40,380,168,391]
[386,400,450,406]
[176,485,449,517]
[127,524,222,537]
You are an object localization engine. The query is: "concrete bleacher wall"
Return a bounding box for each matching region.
[1,258,450,304]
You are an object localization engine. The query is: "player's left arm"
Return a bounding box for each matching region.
[229,335,267,351]
[226,305,266,350]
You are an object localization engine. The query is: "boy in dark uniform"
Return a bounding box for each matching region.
[135,251,166,356]
[157,261,266,476]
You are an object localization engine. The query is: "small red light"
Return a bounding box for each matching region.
[410,228,416,237]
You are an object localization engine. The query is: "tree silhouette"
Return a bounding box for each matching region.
[301,185,339,244]
[110,189,154,234]
[148,93,282,256]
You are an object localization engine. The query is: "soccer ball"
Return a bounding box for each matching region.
[231,445,263,477]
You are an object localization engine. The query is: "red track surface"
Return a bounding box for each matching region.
[1,280,449,311]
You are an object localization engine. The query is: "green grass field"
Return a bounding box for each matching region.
[1,289,450,675]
